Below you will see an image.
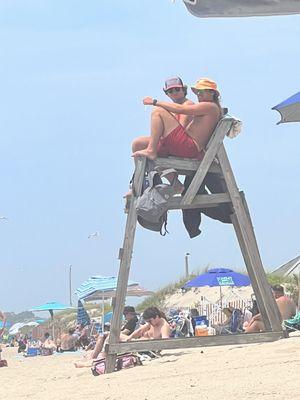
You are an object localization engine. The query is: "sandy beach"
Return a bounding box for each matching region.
[1,333,299,400]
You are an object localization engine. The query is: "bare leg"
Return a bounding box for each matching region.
[90,334,108,359]
[244,320,265,333]
[132,136,150,153]
[132,108,178,159]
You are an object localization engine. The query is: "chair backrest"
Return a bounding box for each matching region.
[230,309,243,333]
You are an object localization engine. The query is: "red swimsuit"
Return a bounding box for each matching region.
[157,125,204,160]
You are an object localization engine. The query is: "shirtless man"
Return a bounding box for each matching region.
[245,285,296,333]
[132,78,222,161]
[59,328,77,352]
[132,76,193,154]
[126,307,170,340]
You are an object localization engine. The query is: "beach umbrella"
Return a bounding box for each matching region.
[185,268,251,311]
[82,284,154,302]
[30,302,73,339]
[76,276,153,331]
[272,92,300,124]
[8,321,39,335]
[182,0,300,18]
[75,276,139,301]
[77,300,91,327]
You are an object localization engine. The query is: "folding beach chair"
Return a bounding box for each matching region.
[283,312,300,332]
[220,309,244,334]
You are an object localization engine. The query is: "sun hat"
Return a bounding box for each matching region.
[164,76,185,92]
[191,78,219,95]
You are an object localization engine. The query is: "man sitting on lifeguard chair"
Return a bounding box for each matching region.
[132,78,223,164]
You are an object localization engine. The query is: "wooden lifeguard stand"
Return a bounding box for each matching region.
[104,117,285,373]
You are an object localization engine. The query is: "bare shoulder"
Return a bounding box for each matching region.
[193,101,220,114]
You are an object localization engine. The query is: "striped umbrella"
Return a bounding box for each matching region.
[77,300,90,327]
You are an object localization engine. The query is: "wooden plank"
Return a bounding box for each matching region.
[181,118,234,206]
[168,193,231,210]
[217,145,282,332]
[105,156,147,373]
[152,157,221,175]
[107,331,285,354]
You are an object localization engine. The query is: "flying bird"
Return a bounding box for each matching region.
[88,231,100,239]
[0,216,8,221]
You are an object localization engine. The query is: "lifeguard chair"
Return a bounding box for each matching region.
[104,116,285,373]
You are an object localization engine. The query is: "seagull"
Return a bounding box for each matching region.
[88,231,100,239]
[0,216,8,221]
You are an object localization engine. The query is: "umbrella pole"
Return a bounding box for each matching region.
[220,287,222,323]
[102,292,105,333]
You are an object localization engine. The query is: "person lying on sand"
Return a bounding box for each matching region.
[245,285,296,333]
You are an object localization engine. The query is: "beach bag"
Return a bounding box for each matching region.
[136,168,179,235]
[91,353,142,376]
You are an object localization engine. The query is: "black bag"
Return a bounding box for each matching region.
[136,169,179,235]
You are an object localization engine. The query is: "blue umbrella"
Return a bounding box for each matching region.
[185,268,251,313]
[185,268,250,288]
[77,300,90,327]
[272,92,300,124]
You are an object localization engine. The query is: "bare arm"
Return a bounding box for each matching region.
[161,321,171,339]
[127,323,150,340]
[143,96,216,116]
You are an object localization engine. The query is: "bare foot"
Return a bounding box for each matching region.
[123,190,132,214]
[123,190,132,199]
[74,360,93,368]
[131,149,157,160]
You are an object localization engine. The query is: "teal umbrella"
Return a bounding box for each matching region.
[30,302,73,339]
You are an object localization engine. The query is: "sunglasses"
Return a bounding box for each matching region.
[166,87,182,94]
[195,89,207,95]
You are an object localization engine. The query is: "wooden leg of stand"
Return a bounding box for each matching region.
[218,145,282,332]
[105,157,146,373]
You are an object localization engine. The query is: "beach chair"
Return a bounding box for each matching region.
[220,309,244,335]
[283,312,300,332]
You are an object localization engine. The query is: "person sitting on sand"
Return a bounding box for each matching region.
[212,306,234,335]
[245,285,297,333]
[41,332,56,355]
[126,307,171,341]
[74,306,138,368]
[58,328,77,352]
[131,77,222,162]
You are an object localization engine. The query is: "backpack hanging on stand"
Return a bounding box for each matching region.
[136,168,179,235]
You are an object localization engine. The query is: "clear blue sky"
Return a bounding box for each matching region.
[0,1,299,312]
